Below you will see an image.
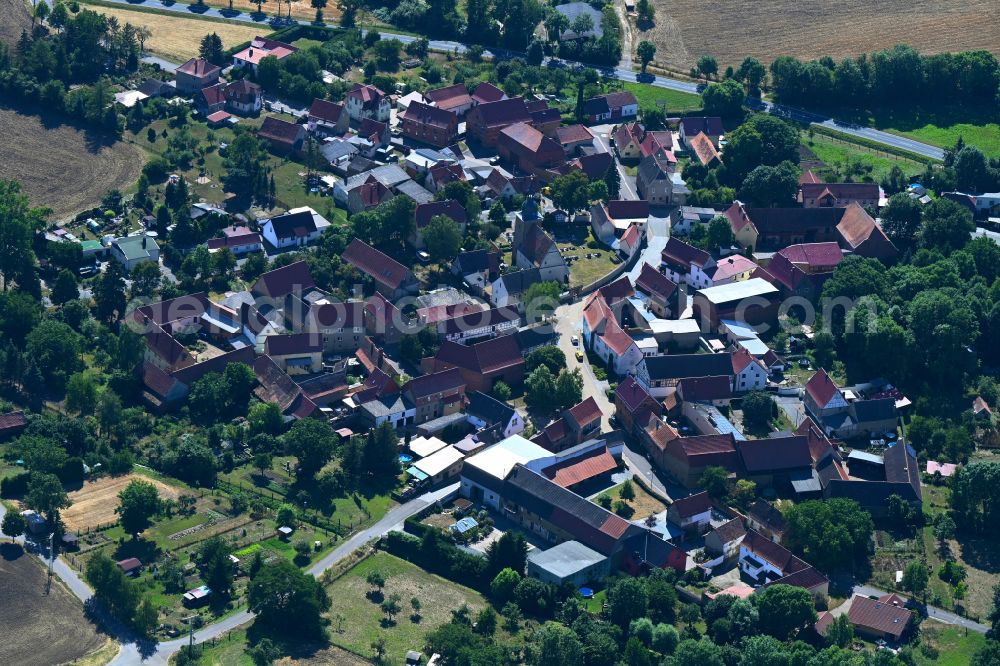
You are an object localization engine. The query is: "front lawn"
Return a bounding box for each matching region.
[624,82,703,115]
[801,131,925,183]
[598,479,667,521]
[913,621,986,666]
[324,552,488,665]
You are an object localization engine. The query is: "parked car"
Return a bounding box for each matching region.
[571,335,579,346]
[575,350,584,362]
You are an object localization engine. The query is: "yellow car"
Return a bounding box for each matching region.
[575,350,585,362]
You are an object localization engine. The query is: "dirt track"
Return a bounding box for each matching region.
[0,544,109,665]
[0,106,147,222]
[62,473,184,531]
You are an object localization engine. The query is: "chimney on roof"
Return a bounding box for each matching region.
[248,48,253,58]
[142,236,147,248]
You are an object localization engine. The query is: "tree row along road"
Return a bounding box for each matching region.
[59,0,946,161]
[0,483,460,665]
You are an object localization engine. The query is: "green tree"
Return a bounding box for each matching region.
[129,260,162,298]
[607,577,648,628]
[486,531,528,577]
[198,32,225,65]
[604,162,621,199]
[283,417,336,478]
[0,180,44,298]
[902,560,929,597]
[951,462,1000,535]
[705,215,735,249]
[741,390,776,432]
[525,364,557,410]
[247,637,281,666]
[701,78,744,117]
[93,260,126,323]
[65,372,98,414]
[2,509,26,541]
[50,269,79,305]
[490,568,521,603]
[25,319,82,390]
[739,161,801,206]
[700,466,729,498]
[920,198,975,253]
[673,638,724,666]
[223,131,271,206]
[525,346,566,374]
[880,192,923,249]
[532,623,584,665]
[753,584,816,639]
[523,280,562,322]
[248,560,330,638]
[116,479,161,537]
[697,55,718,79]
[785,498,873,573]
[554,368,583,409]
[423,215,463,263]
[637,41,656,73]
[825,613,854,648]
[25,472,70,525]
[248,402,284,437]
[549,170,592,216]
[198,536,235,595]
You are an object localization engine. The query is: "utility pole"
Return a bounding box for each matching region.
[45,532,54,595]
[185,615,196,659]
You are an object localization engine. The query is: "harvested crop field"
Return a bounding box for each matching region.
[62,473,184,531]
[638,0,1000,69]
[0,544,111,665]
[0,106,146,221]
[82,2,272,62]
[0,0,30,48]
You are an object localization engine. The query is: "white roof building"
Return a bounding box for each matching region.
[697,278,778,305]
[409,435,449,458]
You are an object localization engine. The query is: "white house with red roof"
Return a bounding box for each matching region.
[661,236,716,289]
[582,292,642,375]
[232,36,298,74]
[346,83,391,123]
[731,347,767,393]
[803,368,849,420]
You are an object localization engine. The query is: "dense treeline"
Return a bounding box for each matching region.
[0,7,142,132]
[769,45,1000,110]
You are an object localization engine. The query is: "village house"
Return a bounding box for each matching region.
[429,336,525,392]
[301,300,367,355]
[466,390,525,441]
[424,83,474,116]
[196,80,262,117]
[532,397,603,452]
[261,207,328,249]
[555,124,595,155]
[671,206,718,235]
[471,81,507,106]
[613,121,645,160]
[642,420,738,487]
[497,123,566,174]
[692,279,781,329]
[257,117,305,155]
[731,347,768,393]
[466,97,533,146]
[452,249,501,295]
[633,352,734,398]
[835,202,898,261]
[491,268,541,311]
[661,236,716,289]
[175,57,220,93]
[667,491,713,534]
[582,91,638,124]
[263,333,323,375]
[764,242,844,298]
[637,154,687,205]
[112,234,159,273]
[411,199,468,249]
[207,226,263,255]
[746,499,787,543]
[400,101,460,148]
[342,239,419,299]
[705,517,746,560]
[232,36,298,73]
[512,217,569,283]
[590,199,650,245]
[346,83,391,123]
[346,175,393,215]
[436,306,520,343]
[402,367,467,425]
[689,132,723,168]
[582,291,642,376]
[679,116,724,149]
[739,529,829,596]
[633,264,678,318]
[426,162,466,193]
[307,98,350,137]
[800,177,880,208]
[614,375,663,435]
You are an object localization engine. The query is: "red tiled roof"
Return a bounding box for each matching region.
[689,132,722,166]
[309,98,345,124]
[415,199,467,229]
[662,236,711,269]
[342,239,412,291]
[671,491,711,518]
[731,347,760,374]
[602,319,637,356]
[607,199,650,220]
[258,117,303,146]
[604,91,638,109]
[434,337,524,375]
[848,595,912,639]
[711,254,758,282]
[177,58,219,77]
[805,368,840,408]
[471,97,531,128]
[599,275,635,303]
[402,100,458,130]
[542,447,617,488]
[199,82,226,108]
[0,410,27,432]
[616,375,654,413]
[556,124,594,144]
[404,367,465,399]
[568,397,602,428]
[678,375,733,402]
[251,260,315,299]
[471,81,506,104]
[777,242,843,269]
[737,435,812,473]
[424,83,473,110]
[635,264,677,301]
[264,333,322,356]
[801,182,879,202]
[348,83,387,105]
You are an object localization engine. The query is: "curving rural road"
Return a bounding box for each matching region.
[59,0,947,160]
[2,483,460,665]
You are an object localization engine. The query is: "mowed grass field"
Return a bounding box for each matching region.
[61,472,184,531]
[0,106,147,220]
[623,82,702,114]
[0,544,111,665]
[82,2,270,62]
[889,121,1000,158]
[325,552,487,666]
[637,0,1000,69]
[0,0,31,48]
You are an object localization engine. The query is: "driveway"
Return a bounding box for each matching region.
[775,394,806,428]
[591,126,638,201]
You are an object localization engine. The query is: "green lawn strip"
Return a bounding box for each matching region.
[913,621,986,666]
[623,82,702,114]
[809,125,937,164]
[802,132,924,182]
[325,552,488,664]
[889,122,1000,158]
